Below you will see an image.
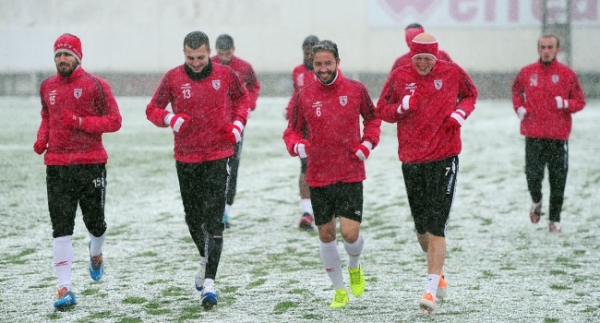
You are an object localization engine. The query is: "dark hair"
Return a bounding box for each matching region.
[302,35,319,48]
[184,31,210,50]
[312,40,339,60]
[216,34,234,50]
[405,23,424,30]
[539,34,560,48]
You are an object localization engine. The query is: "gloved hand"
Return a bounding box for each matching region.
[352,142,373,161]
[555,96,569,109]
[165,113,191,133]
[294,140,310,158]
[397,91,421,114]
[62,113,82,129]
[449,109,466,127]
[225,121,244,144]
[33,140,47,155]
[516,106,526,120]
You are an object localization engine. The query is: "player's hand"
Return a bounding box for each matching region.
[165,113,191,133]
[397,91,421,114]
[555,96,568,109]
[33,140,47,155]
[516,106,526,120]
[225,121,244,144]
[294,140,310,158]
[62,112,82,129]
[352,142,373,161]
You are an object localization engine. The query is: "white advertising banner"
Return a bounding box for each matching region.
[369,0,600,28]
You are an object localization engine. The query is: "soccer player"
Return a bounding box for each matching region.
[376,32,477,313]
[211,34,261,228]
[389,23,452,72]
[284,35,320,229]
[283,40,381,308]
[146,31,250,310]
[511,34,586,233]
[34,33,122,309]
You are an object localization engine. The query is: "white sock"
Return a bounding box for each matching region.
[53,236,73,289]
[319,240,344,289]
[89,231,106,257]
[224,204,232,216]
[343,233,364,269]
[203,278,215,288]
[300,198,312,214]
[425,274,440,295]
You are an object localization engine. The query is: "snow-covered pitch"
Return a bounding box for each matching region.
[1,97,599,322]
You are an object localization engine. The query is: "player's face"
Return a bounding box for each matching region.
[313,51,339,83]
[412,55,436,76]
[54,52,79,77]
[303,45,314,69]
[217,48,234,65]
[538,37,560,64]
[184,44,211,73]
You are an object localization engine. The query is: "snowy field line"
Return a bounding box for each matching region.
[1,97,599,323]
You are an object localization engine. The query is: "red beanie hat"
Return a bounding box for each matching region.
[54,33,83,63]
[405,27,425,47]
[410,33,438,60]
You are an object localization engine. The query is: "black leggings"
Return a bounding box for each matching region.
[525,138,568,222]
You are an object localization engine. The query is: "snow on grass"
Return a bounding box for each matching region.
[1,96,599,322]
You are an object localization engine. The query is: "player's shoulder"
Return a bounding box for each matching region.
[389,63,412,79]
[233,56,252,67]
[294,64,311,73]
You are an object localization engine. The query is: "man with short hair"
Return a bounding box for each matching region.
[376,32,477,313]
[146,30,250,310]
[511,34,586,233]
[34,33,122,309]
[390,23,452,72]
[284,40,381,308]
[284,35,319,229]
[211,33,261,228]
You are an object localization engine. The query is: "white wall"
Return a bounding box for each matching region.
[1,0,599,74]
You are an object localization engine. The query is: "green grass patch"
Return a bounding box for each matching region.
[274,301,298,313]
[122,296,147,304]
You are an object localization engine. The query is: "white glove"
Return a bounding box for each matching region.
[555,96,568,109]
[516,106,526,120]
[450,109,466,126]
[293,140,310,158]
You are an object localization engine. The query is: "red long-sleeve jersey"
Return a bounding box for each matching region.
[284,64,318,120]
[283,71,382,187]
[146,62,250,163]
[512,59,586,140]
[36,67,122,165]
[390,50,453,73]
[376,60,478,164]
[211,55,261,110]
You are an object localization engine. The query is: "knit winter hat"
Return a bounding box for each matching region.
[54,33,83,63]
[405,27,425,47]
[410,33,438,60]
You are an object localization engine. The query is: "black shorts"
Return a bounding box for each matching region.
[309,182,363,226]
[46,164,107,238]
[402,156,458,237]
[176,159,229,234]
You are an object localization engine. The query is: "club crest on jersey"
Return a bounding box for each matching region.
[552,75,559,83]
[74,88,82,99]
[434,80,443,90]
[212,80,221,90]
[529,74,538,87]
[339,96,348,106]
